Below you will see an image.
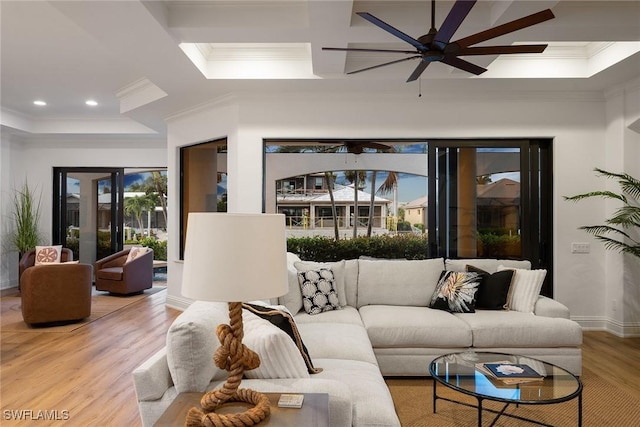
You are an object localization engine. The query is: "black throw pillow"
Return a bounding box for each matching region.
[242,303,322,374]
[466,265,514,310]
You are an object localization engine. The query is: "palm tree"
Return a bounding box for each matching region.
[344,170,367,238]
[564,168,640,258]
[324,172,340,240]
[368,171,399,236]
[150,171,168,227]
[124,195,154,235]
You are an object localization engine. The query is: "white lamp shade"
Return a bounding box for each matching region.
[181,213,289,302]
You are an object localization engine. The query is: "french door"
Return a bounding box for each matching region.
[427,140,553,296]
[52,167,124,265]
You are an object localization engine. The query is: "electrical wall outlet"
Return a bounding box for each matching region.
[571,242,590,253]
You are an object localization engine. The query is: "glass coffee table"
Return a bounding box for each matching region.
[429,351,582,426]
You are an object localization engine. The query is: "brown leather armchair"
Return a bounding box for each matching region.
[94,248,153,295]
[19,249,93,325]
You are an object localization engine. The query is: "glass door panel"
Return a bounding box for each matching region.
[430,145,523,260]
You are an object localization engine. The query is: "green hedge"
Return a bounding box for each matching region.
[137,237,167,261]
[287,234,429,261]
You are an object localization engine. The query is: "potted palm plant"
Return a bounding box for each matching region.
[10,181,43,257]
[564,168,640,259]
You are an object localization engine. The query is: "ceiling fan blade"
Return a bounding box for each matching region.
[441,56,487,75]
[356,12,426,51]
[433,0,477,48]
[323,47,418,54]
[456,44,548,56]
[453,9,555,48]
[347,55,421,75]
[364,142,393,151]
[406,60,430,82]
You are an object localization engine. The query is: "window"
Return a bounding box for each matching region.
[180,139,227,258]
[265,138,553,296]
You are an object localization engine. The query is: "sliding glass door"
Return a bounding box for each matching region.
[52,167,124,265]
[427,140,552,296]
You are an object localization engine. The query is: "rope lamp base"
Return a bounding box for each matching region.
[185,302,271,427]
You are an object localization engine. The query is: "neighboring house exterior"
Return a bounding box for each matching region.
[400,178,520,231]
[403,196,427,227]
[276,174,391,230]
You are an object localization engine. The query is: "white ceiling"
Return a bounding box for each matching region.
[1,0,639,137]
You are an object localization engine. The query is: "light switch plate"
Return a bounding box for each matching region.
[571,242,590,253]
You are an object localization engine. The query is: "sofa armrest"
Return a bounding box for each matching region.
[533,295,570,319]
[133,347,174,402]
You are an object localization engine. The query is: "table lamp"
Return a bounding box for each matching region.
[181,212,288,427]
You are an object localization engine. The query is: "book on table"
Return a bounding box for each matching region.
[475,361,544,385]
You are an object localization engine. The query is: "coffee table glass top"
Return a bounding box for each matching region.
[429,351,582,405]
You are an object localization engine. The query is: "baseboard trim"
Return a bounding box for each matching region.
[165,294,192,311]
[573,316,640,337]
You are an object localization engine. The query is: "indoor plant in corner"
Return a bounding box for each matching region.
[564,168,640,259]
[10,181,43,257]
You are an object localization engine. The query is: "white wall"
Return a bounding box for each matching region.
[163,89,640,335]
[0,134,166,289]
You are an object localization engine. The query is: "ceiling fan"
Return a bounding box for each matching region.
[322,0,555,82]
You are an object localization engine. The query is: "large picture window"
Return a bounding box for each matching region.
[265,138,553,296]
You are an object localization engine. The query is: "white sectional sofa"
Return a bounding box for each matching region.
[133,254,582,427]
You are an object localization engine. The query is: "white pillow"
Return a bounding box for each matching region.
[498,266,547,313]
[125,246,149,264]
[242,310,309,379]
[35,245,62,265]
[281,265,304,314]
[294,260,347,307]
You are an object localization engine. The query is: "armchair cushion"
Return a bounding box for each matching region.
[34,245,62,265]
[125,246,150,264]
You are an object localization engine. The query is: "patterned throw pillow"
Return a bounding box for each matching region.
[429,271,480,313]
[466,265,515,310]
[125,246,149,264]
[34,245,62,265]
[297,268,341,315]
[242,303,322,374]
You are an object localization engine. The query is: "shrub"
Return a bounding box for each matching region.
[287,234,429,261]
[138,237,167,261]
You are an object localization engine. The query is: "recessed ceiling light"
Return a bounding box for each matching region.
[85,100,98,106]
[33,100,47,106]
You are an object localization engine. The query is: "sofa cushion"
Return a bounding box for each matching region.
[311,358,401,427]
[467,265,514,310]
[281,253,303,314]
[343,259,358,307]
[294,305,364,326]
[166,301,228,393]
[429,271,480,313]
[446,258,531,273]
[499,266,546,313]
[242,303,321,374]
[296,322,378,365]
[297,267,342,315]
[454,310,583,347]
[359,305,473,348]
[357,258,445,307]
[295,260,347,307]
[241,309,310,379]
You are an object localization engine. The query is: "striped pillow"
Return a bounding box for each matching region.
[498,266,546,313]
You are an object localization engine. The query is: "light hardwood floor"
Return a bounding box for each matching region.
[1,287,639,426]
